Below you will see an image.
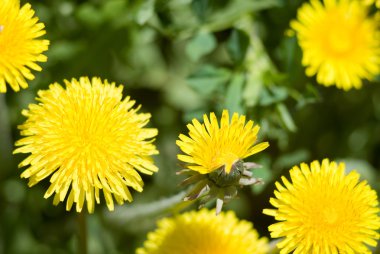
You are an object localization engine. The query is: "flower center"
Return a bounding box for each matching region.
[321,9,360,57]
[63,108,114,154]
[217,152,239,172]
[327,30,353,54]
[74,123,110,152]
[322,207,338,225]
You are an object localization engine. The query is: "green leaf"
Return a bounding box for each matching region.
[273,149,310,171]
[225,73,245,114]
[294,83,321,108]
[191,0,209,22]
[186,32,217,62]
[191,0,230,22]
[47,41,84,63]
[338,158,378,186]
[187,65,231,95]
[183,108,208,122]
[104,191,188,225]
[260,86,288,106]
[251,156,272,194]
[243,72,263,107]
[76,4,104,28]
[203,0,281,32]
[276,103,297,132]
[252,167,272,194]
[226,29,250,64]
[102,0,127,20]
[136,0,156,25]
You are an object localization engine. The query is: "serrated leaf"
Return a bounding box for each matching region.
[186,33,217,62]
[187,65,231,95]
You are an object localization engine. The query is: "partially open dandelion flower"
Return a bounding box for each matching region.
[291,0,380,90]
[263,159,380,254]
[0,0,49,93]
[177,110,269,213]
[14,77,159,213]
[136,209,269,254]
[177,110,269,174]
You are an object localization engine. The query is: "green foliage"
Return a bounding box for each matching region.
[226,29,250,64]
[225,73,245,114]
[186,65,230,96]
[186,32,216,61]
[1,0,380,253]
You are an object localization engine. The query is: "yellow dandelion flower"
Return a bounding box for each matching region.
[177,109,269,175]
[14,77,159,213]
[177,110,269,213]
[291,0,380,90]
[263,159,380,254]
[136,209,269,254]
[0,0,49,93]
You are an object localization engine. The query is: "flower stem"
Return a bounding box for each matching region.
[104,191,192,225]
[77,212,88,254]
[0,94,13,179]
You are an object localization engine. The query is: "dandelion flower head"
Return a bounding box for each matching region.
[0,0,49,93]
[14,77,159,213]
[177,110,269,174]
[263,159,380,254]
[291,0,380,90]
[136,209,269,254]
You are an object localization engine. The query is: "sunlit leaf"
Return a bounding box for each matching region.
[225,73,245,114]
[136,0,156,25]
[186,32,217,61]
[102,0,127,20]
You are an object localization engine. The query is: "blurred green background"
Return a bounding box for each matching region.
[1,0,380,253]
